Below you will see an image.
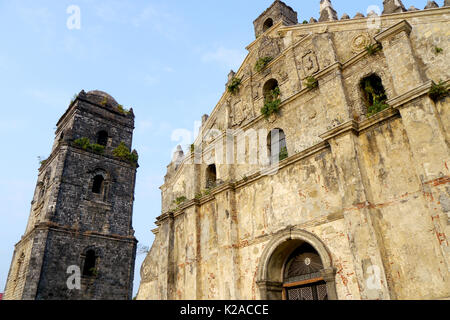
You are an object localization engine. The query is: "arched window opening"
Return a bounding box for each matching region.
[263,79,280,102]
[206,164,217,189]
[360,74,388,117]
[267,129,287,164]
[283,243,328,301]
[263,18,274,32]
[96,131,108,147]
[82,250,97,277]
[92,175,104,194]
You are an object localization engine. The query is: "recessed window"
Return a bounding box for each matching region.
[206,164,217,189]
[263,18,274,32]
[360,74,388,116]
[82,250,97,277]
[263,79,279,100]
[268,128,287,163]
[92,175,104,194]
[96,131,108,147]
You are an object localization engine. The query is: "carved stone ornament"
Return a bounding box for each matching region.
[302,51,319,76]
[232,100,253,127]
[351,33,371,53]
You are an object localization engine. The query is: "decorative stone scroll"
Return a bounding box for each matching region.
[351,33,372,53]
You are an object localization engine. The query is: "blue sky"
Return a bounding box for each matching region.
[0,0,439,298]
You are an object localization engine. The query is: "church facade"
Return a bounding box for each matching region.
[137,1,450,300]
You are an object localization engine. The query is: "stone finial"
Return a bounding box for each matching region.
[227,70,236,82]
[202,114,209,126]
[172,145,184,164]
[408,6,419,11]
[319,0,338,22]
[354,12,365,18]
[382,0,407,14]
[309,17,318,23]
[341,13,350,20]
[424,1,439,9]
[367,10,379,18]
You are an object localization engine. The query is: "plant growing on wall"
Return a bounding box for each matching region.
[73,138,105,154]
[304,76,318,90]
[100,97,108,106]
[367,97,389,117]
[429,80,449,102]
[261,86,281,120]
[365,43,382,55]
[70,94,78,105]
[173,196,187,206]
[434,46,443,54]
[89,268,99,277]
[117,104,131,115]
[195,192,203,200]
[254,56,273,72]
[227,77,242,95]
[38,156,48,167]
[113,142,139,164]
[362,78,389,117]
[279,146,289,161]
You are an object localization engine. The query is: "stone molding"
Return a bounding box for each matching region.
[374,19,412,42]
[387,79,449,109]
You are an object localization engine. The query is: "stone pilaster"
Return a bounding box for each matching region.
[322,127,392,300]
[375,20,424,96]
[214,186,242,299]
[388,83,450,270]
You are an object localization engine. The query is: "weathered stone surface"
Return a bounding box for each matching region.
[424,1,439,9]
[137,1,450,301]
[4,91,138,300]
[445,0,450,7]
[253,0,298,38]
[409,6,419,11]
[319,0,338,22]
[382,0,407,14]
[341,13,350,20]
[354,12,365,18]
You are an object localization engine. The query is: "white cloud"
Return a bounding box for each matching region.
[143,75,159,87]
[202,46,246,70]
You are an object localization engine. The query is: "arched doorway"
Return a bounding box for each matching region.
[256,229,337,300]
[282,243,328,300]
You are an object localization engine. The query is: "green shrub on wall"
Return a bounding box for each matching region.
[254,56,273,72]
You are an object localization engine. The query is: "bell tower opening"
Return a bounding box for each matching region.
[253,1,298,38]
[263,18,274,32]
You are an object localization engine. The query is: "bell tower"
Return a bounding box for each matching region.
[253,0,298,38]
[3,90,138,300]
